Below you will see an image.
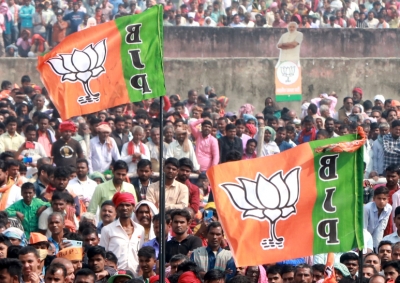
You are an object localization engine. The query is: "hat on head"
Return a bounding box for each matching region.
[3,227,27,246]
[334,263,350,277]
[112,192,136,208]
[352,87,363,97]
[29,233,49,245]
[108,270,135,283]
[59,121,77,133]
[225,112,237,118]
[188,12,195,18]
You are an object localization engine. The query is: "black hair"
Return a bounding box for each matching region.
[392,120,400,128]
[225,123,236,131]
[202,120,213,127]
[25,124,37,134]
[76,158,89,167]
[228,275,252,283]
[138,246,156,259]
[101,200,115,209]
[378,240,393,252]
[19,246,39,258]
[51,192,69,202]
[54,166,71,179]
[206,221,223,234]
[344,96,353,103]
[281,265,295,274]
[225,150,242,162]
[317,130,329,138]
[303,116,314,124]
[0,258,22,279]
[204,269,225,282]
[46,263,67,277]
[386,164,400,174]
[235,119,246,126]
[1,80,11,90]
[137,159,152,170]
[340,252,359,263]
[312,264,325,274]
[7,246,22,259]
[363,100,373,111]
[21,75,31,84]
[75,269,96,281]
[171,209,191,222]
[308,104,318,115]
[383,261,400,273]
[21,182,35,191]
[0,234,11,246]
[177,262,202,281]
[267,265,282,276]
[294,264,312,276]
[113,160,129,172]
[5,160,20,170]
[246,138,257,147]
[168,274,180,283]
[5,116,18,126]
[165,157,179,169]
[105,251,118,265]
[82,228,98,238]
[38,113,50,122]
[169,254,188,264]
[87,246,106,259]
[178,158,193,171]
[374,186,389,196]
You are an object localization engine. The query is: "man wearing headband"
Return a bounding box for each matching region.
[100,191,144,275]
[88,122,120,174]
[54,250,82,280]
[51,121,84,167]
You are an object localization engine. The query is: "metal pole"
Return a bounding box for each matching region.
[159,97,166,282]
[358,249,363,283]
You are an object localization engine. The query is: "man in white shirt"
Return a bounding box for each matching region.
[230,14,245,27]
[121,126,150,173]
[100,191,144,275]
[15,125,47,165]
[365,11,379,28]
[68,159,97,201]
[328,16,342,27]
[383,206,400,244]
[88,122,120,173]
[187,12,200,26]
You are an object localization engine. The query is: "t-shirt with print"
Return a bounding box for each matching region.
[51,138,83,167]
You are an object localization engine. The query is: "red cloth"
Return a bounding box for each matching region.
[59,121,76,132]
[128,141,146,162]
[178,272,201,283]
[150,276,170,283]
[297,127,317,144]
[186,179,200,213]
[353,87,363,97]
[246,124,257,137]
[112,192,136,208]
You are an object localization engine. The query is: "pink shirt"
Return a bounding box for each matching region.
[38,131,52,157]
[240,133,251,150]
[190,119,220,172]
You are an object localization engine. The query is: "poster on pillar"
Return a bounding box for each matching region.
[275,22,303,102]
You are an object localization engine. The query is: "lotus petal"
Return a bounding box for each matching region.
[256,174,280,209]
[284,167,301,206]
[60,54,77,72]
[83,44,98,70]
[94,39,107,68]
[221,183,255,210]
[72,50,91,72]
[47,58,70,75]
[263,209,282,222]
[76,71,92,82]
[281,206,295,218]
[91,66,105,77]
[62,73,77,82]
[239,178,264,209]
[243,209,265,220]
[270,171,290,207]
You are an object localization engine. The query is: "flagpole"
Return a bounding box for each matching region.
[159,97,166,283]
[358,250,363,283]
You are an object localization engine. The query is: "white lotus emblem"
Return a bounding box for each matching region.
[46,39,107,105]
[221,167,301,250]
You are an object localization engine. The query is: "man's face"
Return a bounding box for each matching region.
[115,121,125,134]
[139,256,156,274]
[368,12,374,20]
[71,261,83,274]
[61,130,73,141]
[233,15,240,23]
[392,126,400,139]
[89,254,105,273]
[325,121,335,133]
[246,266,260,283]
[7,122,17,134]
[384,266,399,281]
[386,172,399,187]
[170,259,184,275]
[393,247,400,260]
[236,124,245,137]
[178,166,191,182]
[64,264,74,283]
[217,120,226,132]
[268,273,283,283]
[44,269,65,283]
[365,255,380,272]
[113,169,127,185]
[188,91,197,103]
[374,194,389,210]
[172,215,188,235]
[76,162,88,179]
[100,205,116,224]
[54,177,69,191]
[136,204,151,227]
[39,118,49,132]
[380,127,389,136]
[294,268,312,283]
[375,100,384,108]
[83,233,99,247]
[176,132,187,144]
[0,268,18,283]
[282,272,294,283]
[312,270,323,283]
[52,200,66,212]
[276,130,286,142]
[26,130,36,141]
[150,129,160,143]
[164,163,178,180]
[207,226,223,250]
[378,244,392,263]
[362,267,375,279]
[137,165,152,182]
[74,275,94,283]
[344,98,354,111]
[34,97,45,109]
[245,142,257,155]
[7,166,18,179]
[19,253,40,277]
[22,188,35,204]
[117,203,134,219]
[226,128,236,139]
[48,216,63,234]
[98,131,110,142]
[288,23,296,32]
[73,3,79,11]
[202,124,212,136]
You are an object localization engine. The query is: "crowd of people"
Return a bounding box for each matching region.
[0,74,400,283]
[0,0,396,57]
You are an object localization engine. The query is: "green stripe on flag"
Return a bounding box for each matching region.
[275,95,302,101]
[309,134,364,254]
[116,5,165,102]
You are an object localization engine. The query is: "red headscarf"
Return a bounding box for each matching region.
[246,123,257,138]
[352,87,363,98]
[178,272,201,283]
[59,121,77,133]
[112,192,136,208]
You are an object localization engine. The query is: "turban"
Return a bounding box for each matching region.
[374,94,385,104]
[217,96,229,107]
[353,87,363,97]
[246,123,257,137]
[3,227,27,246]
[97,122,112,133]
[56,247,83,261]
[178,272,201,283]
[264,126,276,141]
[112,192,136,208]
[392,100,400,107]
[59,121,76,133]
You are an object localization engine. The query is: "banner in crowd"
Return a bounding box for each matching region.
[275,61,302,102]
[207,129,366,266]
[37,5,165,120]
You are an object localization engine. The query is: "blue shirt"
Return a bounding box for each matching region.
[364,202,392,249]
[19,5,35,28]
[63,11,85,33]
[277,141,294,152]
[143,235,172,259]
[109,0,123,16]
[48,237,60,253]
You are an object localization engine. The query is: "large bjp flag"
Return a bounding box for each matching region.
[37,5,165,120]
[207,128,366,266]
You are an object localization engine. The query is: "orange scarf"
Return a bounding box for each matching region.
[0,179,15,210]
[128,141,145,162]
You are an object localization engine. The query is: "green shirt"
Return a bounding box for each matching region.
[6,198,50,239]
[88,180,138,214]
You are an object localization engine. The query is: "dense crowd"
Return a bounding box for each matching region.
[1,74,400,283]
[0,0,396,57]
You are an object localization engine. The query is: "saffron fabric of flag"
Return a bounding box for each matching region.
[37,5,165,120]
[206,128,366,266]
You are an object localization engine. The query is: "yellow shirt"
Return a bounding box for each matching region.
[146,180,189,210]
[0,132,25,152]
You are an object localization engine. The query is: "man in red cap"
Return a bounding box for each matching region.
[51,121,84,167]
[100,192,144,276]
[352,87,364,105]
